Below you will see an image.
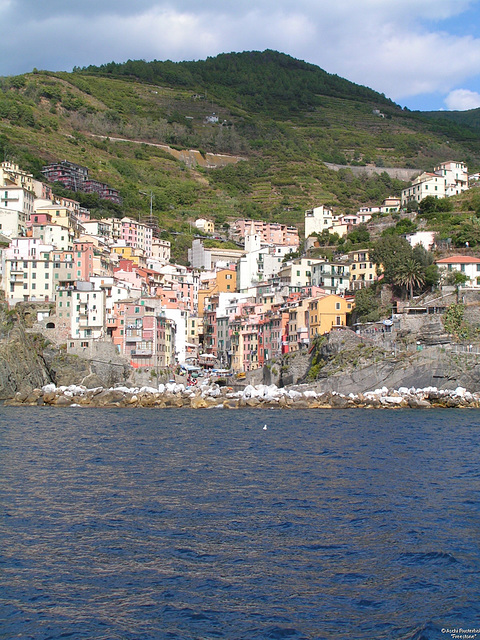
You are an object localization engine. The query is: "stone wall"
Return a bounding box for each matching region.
[324,162,422,182]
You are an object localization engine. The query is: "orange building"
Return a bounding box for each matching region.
[198,269,237,315]
[308,294,354,338]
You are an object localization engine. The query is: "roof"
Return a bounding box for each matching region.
[436,256,480,264]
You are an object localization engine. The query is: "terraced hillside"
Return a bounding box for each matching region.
[0,50,479,245]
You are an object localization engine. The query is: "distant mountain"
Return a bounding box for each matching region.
[421,107,480,132]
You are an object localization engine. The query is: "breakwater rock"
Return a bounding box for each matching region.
[4,382,480,409]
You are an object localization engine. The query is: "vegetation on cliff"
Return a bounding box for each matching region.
[0,50,479,244]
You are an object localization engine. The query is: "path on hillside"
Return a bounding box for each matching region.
[89,134,246,169]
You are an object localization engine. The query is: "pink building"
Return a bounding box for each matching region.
[233,219,299,247]
[28,211,53,226]
[120,217,153,257]
[111,300,175,368]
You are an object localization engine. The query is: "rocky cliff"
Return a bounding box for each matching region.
[0,304,132,399]
[2,302,480,402]
[271,327,480,395]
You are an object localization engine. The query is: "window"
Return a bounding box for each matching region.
[335,302,341,310]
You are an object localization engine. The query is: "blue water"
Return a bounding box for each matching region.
[1,408,479,640]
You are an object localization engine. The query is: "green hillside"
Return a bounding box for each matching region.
[421,106,480,131]
[1,49,479,255]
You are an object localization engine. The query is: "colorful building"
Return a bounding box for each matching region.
[308,294,354,338]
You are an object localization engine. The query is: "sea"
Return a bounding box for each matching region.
[1,406,479,640]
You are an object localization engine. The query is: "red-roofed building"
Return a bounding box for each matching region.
[436,255,480,287]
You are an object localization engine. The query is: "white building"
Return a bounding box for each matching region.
[406,231,436,251]
[311,260,351,295]
[68,282,106,340]
[304,205,341,237]
[31,223,74,251]
[82,219,113,239]
[434,161,469,196]
[0,208,27,237]
[3,237,55,305]
[436,255,480,287]
[401,172,446,207]
[1,186,35,218]
[163,307,189,363]
[151,238,171,263]
[277,257,322,288]
[237,234,294,291]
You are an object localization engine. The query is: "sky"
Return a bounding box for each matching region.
[1,0,480,112]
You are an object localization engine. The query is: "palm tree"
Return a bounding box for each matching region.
[394,259,425,300]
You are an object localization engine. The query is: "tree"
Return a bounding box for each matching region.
[393,259,425,300]
[446,270,470,302]
[370,235,413,283]
[412,245,439,289]
[346,224,370,245]
[418,196,453,217]
[353,287,381,322]
[315,229,340,246]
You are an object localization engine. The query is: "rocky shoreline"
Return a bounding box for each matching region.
[4,381,480,409]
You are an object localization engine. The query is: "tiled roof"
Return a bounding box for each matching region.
[436,256,480,264]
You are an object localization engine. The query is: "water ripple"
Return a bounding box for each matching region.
[1,407,480,639]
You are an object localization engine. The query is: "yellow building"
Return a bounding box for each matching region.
[195,218,215,233]
[348,249,379,289]
[308,294,354,338]
[187,315,203,346]
[0,161,35,191]
[110,243,145,266]
[198,269,237,315]
[33,204,81,236]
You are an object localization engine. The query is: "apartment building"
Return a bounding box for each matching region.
[433,161,469,196]
[309,295,354,338]
[348,249,378,289]
[4,238,55,305]
[401,172,446,206]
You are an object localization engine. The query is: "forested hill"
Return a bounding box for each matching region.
[1,49,480,255]
[421,107,480,131]
[80,50,397,114]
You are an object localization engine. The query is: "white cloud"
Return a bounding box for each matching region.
[445,88,480,110]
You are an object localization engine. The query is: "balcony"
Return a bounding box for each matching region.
[131,348,153,356]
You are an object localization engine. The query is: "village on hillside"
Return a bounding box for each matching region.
[0,158,478,375]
